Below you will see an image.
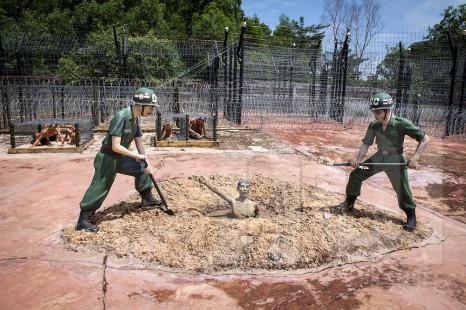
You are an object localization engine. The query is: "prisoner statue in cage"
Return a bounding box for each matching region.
[58,124,76,145]
[189,116,210,140]
[31,124,63,146]
[199,176,259,219]
[161,121,173,141]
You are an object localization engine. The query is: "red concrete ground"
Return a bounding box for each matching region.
[0,129,465,309]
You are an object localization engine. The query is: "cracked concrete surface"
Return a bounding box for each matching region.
[0,129,465,309]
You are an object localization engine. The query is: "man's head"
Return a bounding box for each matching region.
[370,92,393,121]
[133,87,159,116]
[237,178,251,196]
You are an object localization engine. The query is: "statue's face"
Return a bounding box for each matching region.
[142,105,155,117]
[238,184,250,196]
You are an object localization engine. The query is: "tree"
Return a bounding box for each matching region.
[322,0,383,80]
[57,30,184,81]
[272,14,294,47]
[244,14,272,44]
[190,0,243,40]
[272,15,325,48]
[424,4,466,48]
[125,0,169,35]
[349,0,383,62]
[322,0,346,42]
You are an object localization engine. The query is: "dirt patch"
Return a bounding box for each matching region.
[63,174,432,274]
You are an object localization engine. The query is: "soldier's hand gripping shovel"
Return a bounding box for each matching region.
[143,159,175,216]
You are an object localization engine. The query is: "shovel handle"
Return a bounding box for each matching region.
[143,159,175,215]
[333,162,409,167]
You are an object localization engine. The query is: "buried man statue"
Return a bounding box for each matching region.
[200,176,259,218]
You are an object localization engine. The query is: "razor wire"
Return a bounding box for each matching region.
[1,30,465,140]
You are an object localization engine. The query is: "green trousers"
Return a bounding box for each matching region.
[80,152,153,212]
[345,156,415,210]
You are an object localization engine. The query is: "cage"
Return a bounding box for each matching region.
[154,112,218,147]
[8,118,94,153]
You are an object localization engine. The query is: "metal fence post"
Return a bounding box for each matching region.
[9,123,15,148]
[92,82,99,126]
[396,42,405,116]
[75,123,80,147]
[156,111,162,142]
[445,31,457,137]
[185,115,189,141]
[213,115,218,141]
[60,80,65,119]
[100,78,106,123]
[339,29,350,124]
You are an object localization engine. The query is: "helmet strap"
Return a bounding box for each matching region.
[383,109,391,121]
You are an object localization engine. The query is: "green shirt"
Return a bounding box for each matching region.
[362,115,425,152]
[101,106,142,149]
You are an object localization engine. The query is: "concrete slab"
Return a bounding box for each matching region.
[0,130,465,309]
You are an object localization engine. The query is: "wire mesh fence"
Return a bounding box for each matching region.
[1,29,465,141]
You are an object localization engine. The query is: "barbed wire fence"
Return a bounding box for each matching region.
[0,28,464,141]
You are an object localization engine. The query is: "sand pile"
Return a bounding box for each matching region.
[62,174,432,273]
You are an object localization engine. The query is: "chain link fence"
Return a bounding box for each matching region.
[1,29,465,140]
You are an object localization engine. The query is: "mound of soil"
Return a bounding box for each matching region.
[62,174,433,273]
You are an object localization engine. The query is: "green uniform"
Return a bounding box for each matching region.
[80,106,153,212]
[346,115,426,210]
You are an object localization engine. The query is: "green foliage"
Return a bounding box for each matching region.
[190,1,241,40]
[272,15,326,48]
[425,4,466,48]
[125,32,185,81]
[375,44,400,86]
[125,0,169,35]
[57,30,185,81]
[372,4,465,94]
[244,14,272,44]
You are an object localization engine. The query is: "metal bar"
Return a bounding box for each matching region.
[332,162,409,166]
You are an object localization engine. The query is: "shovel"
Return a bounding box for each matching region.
[143,160,175,216]
[316,156,408,167]
[332,162,408,167]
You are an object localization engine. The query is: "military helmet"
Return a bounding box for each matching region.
[370,92,393,110]
[133,87,159,107]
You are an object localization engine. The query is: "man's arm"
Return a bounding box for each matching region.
[408,134,430,169]
[201,122,209,138]
[111,136,145,161]
[134,136,154,174]
[32,128,48,146]
[54,129,64,144]
[351,143,370,168]
[200,177,234,204]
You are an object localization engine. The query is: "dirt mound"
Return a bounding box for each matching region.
[62,174,433,274]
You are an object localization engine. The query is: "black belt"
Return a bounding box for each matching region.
[377,149,403,156]
[100,147,122,158]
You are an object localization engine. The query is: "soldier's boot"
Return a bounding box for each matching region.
[338,196,357,212]
[76,210,100,232]
[402,208,417,231]
[140,189,164,209]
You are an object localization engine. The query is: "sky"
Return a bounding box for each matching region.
[241,0,464,31]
